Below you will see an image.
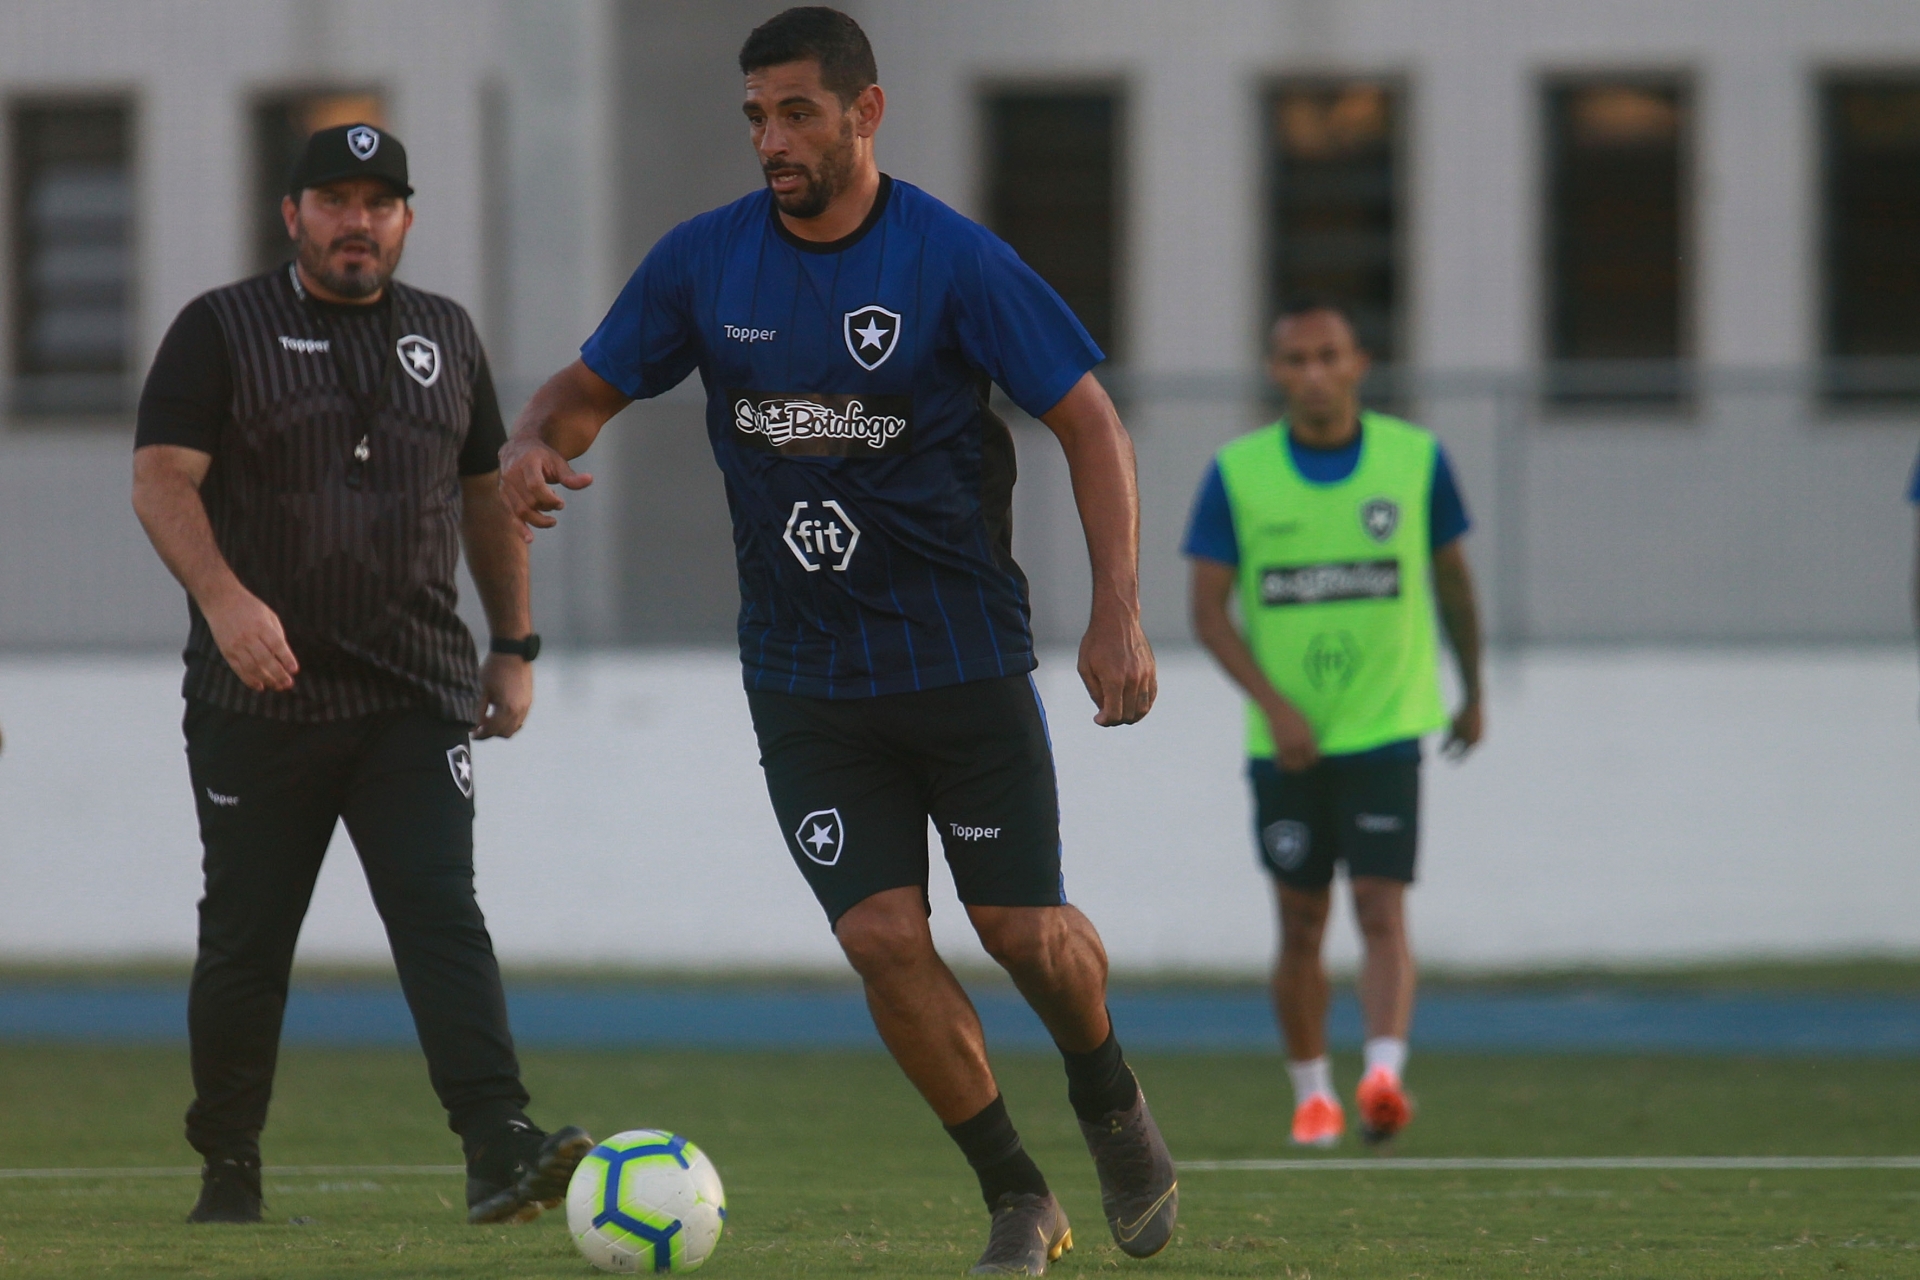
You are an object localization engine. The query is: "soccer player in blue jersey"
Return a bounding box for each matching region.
[498,8,1174,1274]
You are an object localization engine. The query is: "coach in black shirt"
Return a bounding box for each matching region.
[132,124,588,1227]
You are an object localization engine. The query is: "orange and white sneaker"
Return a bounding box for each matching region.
[1289,1093,1345,1148]
[1355,1067,1414,1144]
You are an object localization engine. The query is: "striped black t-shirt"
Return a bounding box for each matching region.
[136,266,505,723]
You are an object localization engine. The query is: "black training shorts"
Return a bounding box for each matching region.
[746,674,1065,927]
[1249,756,1420,889]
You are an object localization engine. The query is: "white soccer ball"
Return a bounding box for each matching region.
[565,1129,727,1274]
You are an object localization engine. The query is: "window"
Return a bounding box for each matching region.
[984,89,1120,359]
[1266,81,1401,365]
[252,91,384,274]
[1544,80,1689,403]
[1822,78,1920,401]
[10,100,134,416]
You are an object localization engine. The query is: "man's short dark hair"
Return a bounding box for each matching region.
[739,6,877,106]
[1272,297,1364,347]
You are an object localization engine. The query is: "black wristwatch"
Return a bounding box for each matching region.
[489,633,542,661]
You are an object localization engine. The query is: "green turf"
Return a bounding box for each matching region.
[1,1046,1917,1277]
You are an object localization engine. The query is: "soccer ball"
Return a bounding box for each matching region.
[565,1130,727,1273]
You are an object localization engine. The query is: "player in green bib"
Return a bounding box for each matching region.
[1184,300,1485,1147]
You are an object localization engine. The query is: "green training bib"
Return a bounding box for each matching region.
[1214,411,1448,757]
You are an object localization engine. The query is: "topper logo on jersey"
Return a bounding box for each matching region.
[843,304,902,371]
[346,125,381,160]
[783,500,861,572]
[794,808,845,866]
[396,334,441,387]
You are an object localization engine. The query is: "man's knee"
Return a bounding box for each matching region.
[1277,885,1332,952]
[1350,877,1407,940]
[834,892,937,977]
[970,906,1058,975]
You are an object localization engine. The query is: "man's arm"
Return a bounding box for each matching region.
[498,360,632,540]
[1431,540,1485,757]
[461,471,534,739]
[1037,372,1156,727]
[131,444,298,692]
[1188,557,1320,770]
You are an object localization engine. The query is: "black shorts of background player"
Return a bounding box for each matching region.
[132,124,588,1228]
[495,10,1177,1273]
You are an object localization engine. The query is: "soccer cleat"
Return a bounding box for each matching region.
[1077,1088,1178,1258]
[1356,1067,1414,1144]
[968,1191,1072,1275]
[186,1154,263,1224]
[466,1122,595,1225]
[1290,1093,1345,1148]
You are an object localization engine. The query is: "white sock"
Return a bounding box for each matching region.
[1286,1056,1334,1106]
[1364,1036,1408,1081]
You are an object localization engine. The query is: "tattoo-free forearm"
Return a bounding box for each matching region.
[507,359,628,461]
[1040,374,1142,618]
[1432,543,1483,703]
[461,474,532,637]
[1190,560,1292,716]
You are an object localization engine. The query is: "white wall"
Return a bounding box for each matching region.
[2,648,1916,972]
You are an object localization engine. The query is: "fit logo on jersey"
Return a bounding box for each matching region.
[1259,560,1401,606]
[843,304,901,370]
[731,390,911,456]
[783,500,861,572]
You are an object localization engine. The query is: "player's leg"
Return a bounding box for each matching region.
[1335,758,1421,1142]
[1251,757,1345,1145]
[924,675,1174,1260]
[181,702,349,1221]
[339,710,591,1223]
[750,684,1070,1274]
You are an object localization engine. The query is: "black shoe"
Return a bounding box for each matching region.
[465,1122,595,1225]
[968,1191,1072,1276]
[1078,1087,1178,1258]
[186,1155,263,1224]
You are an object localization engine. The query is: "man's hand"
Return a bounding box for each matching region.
[1263,698,1320,771]
[474,653,533,739]
[1079,606,1157,726]
[204,589,298,692]
[498,435,593,542]
[1443,698,1484,760]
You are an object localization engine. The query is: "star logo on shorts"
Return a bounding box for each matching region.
[843,305,901,371]
[446,744,473,799]
[794,807,845,866]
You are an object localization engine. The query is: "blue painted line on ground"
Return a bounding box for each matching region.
[0,987,1915,1053]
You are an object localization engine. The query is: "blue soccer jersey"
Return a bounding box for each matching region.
[582,176,1102,698]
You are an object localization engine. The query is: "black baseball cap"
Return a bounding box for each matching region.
[287,122,412,199]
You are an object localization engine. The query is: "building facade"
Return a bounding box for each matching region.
[3,0,1918,649]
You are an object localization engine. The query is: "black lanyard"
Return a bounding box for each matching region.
[288,262,400,490]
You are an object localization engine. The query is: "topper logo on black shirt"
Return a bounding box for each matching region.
[731,390,912,457]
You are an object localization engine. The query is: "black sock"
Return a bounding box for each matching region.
[1062,1024,1139,1123]
[944,1095,1050,1208]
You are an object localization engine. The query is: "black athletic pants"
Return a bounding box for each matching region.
[181,701,529,1160]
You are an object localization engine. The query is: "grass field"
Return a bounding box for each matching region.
[1,1045,1917,1277]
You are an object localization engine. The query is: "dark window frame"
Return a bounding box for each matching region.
[247,84,386,277]
[1818,69,1920,407]
[977,77,1127,366]
[1261,73,1411,397]
[1538,70,1696,413]
[7,91,139,423]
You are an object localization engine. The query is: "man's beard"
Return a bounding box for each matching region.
[294,223,401,300]
[765,120,855,220]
